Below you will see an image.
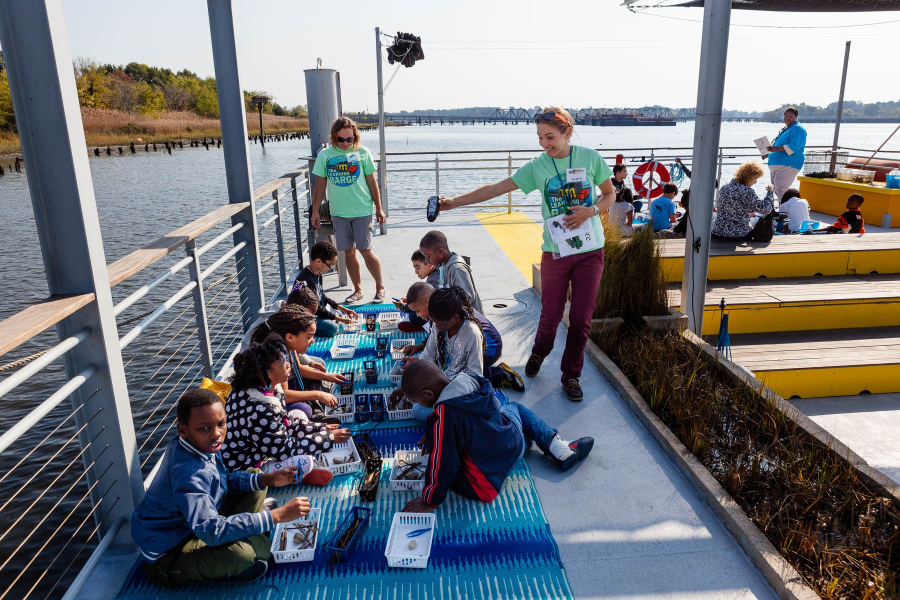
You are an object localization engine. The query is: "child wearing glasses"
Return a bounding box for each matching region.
[292,241,358,337]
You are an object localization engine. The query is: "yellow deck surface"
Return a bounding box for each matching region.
[475,212,544,284]
[798,176,900,228]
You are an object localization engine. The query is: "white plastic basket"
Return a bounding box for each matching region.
[377,311,402,331]
[324,394,355,423]
[389,450,428,492]
[341,315,363,333]
[390,338,415,361]
[316,438,361,476]
[384,512,435,569]
[270,507,321,563]
[330,335,360,360]
[387,393,415,421]
[388,360,404,385]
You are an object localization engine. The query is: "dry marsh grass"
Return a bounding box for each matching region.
[596,328,900,599]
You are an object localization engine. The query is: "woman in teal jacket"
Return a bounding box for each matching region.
[765,106,807,202]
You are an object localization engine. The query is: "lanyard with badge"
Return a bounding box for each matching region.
[545,147,599,257]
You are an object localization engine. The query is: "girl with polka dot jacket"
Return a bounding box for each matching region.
[222,334,352,472]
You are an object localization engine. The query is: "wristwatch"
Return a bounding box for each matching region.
[593,204,600,217]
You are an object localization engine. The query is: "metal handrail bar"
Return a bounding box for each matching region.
[384,144,840,157]
[255,197,278,215]
[260,212,280,229]
[388,157,536,165]
[113,256,193,317]
[119,281,198,350]
[0,327,91,400]
[195,222,245,258]
[200,241,247,280]
[0,364,99,455]
[837,146,900,154]
[59,516,126,600]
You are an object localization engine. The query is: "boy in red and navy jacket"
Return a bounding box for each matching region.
[827,193,865,234]
[398,360,593,512]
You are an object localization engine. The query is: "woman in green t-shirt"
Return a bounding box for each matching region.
[310,117,387,304]
[440,107,615,402]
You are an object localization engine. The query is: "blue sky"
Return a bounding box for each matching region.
[49,0,900,113]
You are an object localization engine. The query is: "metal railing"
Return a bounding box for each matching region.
[0,168,312,600]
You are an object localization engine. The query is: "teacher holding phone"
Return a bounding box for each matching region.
[439,106,615,402]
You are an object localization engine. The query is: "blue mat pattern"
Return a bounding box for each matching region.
[115,305,574,600]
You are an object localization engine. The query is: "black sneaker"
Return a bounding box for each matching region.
[563,379,583,402]
[213,559,268,583]
[499,363,525,392]
[524,354,544,378]
[556,437,594,472]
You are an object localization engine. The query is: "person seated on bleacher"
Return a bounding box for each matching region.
[711,161,776,241]
[131,389,311,587]
[826,194,865,234]
[399,361,594,513]
[649,183,679,232]
[777,188,811,234]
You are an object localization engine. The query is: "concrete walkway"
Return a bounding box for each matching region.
[791,393,900,486]
[355,211,777,599]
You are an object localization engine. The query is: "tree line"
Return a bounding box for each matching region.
[0,53,308,133]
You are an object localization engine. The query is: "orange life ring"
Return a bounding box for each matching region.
[632,161,671,200]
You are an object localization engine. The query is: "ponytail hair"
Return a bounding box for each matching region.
[428,286,485,369]
[286,281,319,313]
[230,333,286,391]
[250,304,315,345]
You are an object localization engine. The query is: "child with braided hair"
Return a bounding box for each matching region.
[222,334,351,482]
[249,304,347,418]
[238,281,320,354]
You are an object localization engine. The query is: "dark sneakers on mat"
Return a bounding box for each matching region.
[524,353,544,377]
[212,559,268,583]
[497,363,525,392]
[556,437,594,472]
[563,379,583,402]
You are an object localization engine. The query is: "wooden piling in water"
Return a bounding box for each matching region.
[130,142,136,154]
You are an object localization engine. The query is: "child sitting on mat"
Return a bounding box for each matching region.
[292,241,358,337]
[238,280,319,352]
[131,388,312,587]
[250,304,346,417]
[399,360,593,513]
[419,230,483,312]
[222,334,351,476]
[395,250,440,332]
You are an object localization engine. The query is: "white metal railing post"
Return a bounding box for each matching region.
[273,189,288,290]
[435,155,440,197]
[507,153,513,214]
[185,240,215,379]
[0,0,144,536]
[291,176,304,267]
[207,0,265,331]
[717,147,724,187]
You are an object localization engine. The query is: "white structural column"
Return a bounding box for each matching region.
[0,0,144,534]
[375,27,389,235]
[207,0,266,328]
[681,0,732,334]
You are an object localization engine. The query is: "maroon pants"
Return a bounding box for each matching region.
[532,248,604,382]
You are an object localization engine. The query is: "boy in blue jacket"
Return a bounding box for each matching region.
[131,389,311,587]
[399,360,593,512]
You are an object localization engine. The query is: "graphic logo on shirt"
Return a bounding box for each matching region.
[543,174,592,217]
[326,155,361,187]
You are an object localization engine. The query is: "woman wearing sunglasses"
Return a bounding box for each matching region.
[440,107,615,402]
[310,117,387,304]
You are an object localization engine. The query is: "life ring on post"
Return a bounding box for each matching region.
[632,161,671,200]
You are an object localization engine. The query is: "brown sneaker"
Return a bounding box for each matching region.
[563,379,584,402]
[524,353,544,377]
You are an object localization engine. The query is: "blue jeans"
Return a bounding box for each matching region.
[501,402,557,461]
[316,317,339,338]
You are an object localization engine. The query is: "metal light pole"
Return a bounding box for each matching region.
[375,27,388,235]
[681,0,732,335]
[252,94,268,147]
[829,41,851,173]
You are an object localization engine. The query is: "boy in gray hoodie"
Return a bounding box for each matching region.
[419,230,483,313]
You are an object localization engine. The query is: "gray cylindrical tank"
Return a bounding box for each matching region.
[304,68,342,159]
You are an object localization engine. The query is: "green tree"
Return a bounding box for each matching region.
[136,82,166,116]
[0,69,16,132]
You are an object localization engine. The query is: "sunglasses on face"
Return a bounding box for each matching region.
[533,112,567,125]
[336,136,355,143]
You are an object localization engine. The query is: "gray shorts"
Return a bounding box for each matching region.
[332,215,373,251]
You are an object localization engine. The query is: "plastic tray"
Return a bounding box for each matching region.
[341,315,363,333]
[389,450,428,492]
[325,394,355,423]
[377,311,403,331]
[315,438,361,476]
[270,507,321,563]
[390,338,415,361]
[352,432,382,462]
[387,394,415,421]
[324,506,372,562]
[355,393,386,423]
[330,335,360,360]
[388,360,404,385]
[384,512,435,569]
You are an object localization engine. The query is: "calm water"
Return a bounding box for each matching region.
[0,120,898,598]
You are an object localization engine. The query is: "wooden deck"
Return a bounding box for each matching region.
[670,274,900,335]
[660,233,900,282]
[728,328,900,398]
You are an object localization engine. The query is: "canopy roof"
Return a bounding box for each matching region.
[674,0,900,10]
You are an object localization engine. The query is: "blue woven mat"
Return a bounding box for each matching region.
[115,425,574,600]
